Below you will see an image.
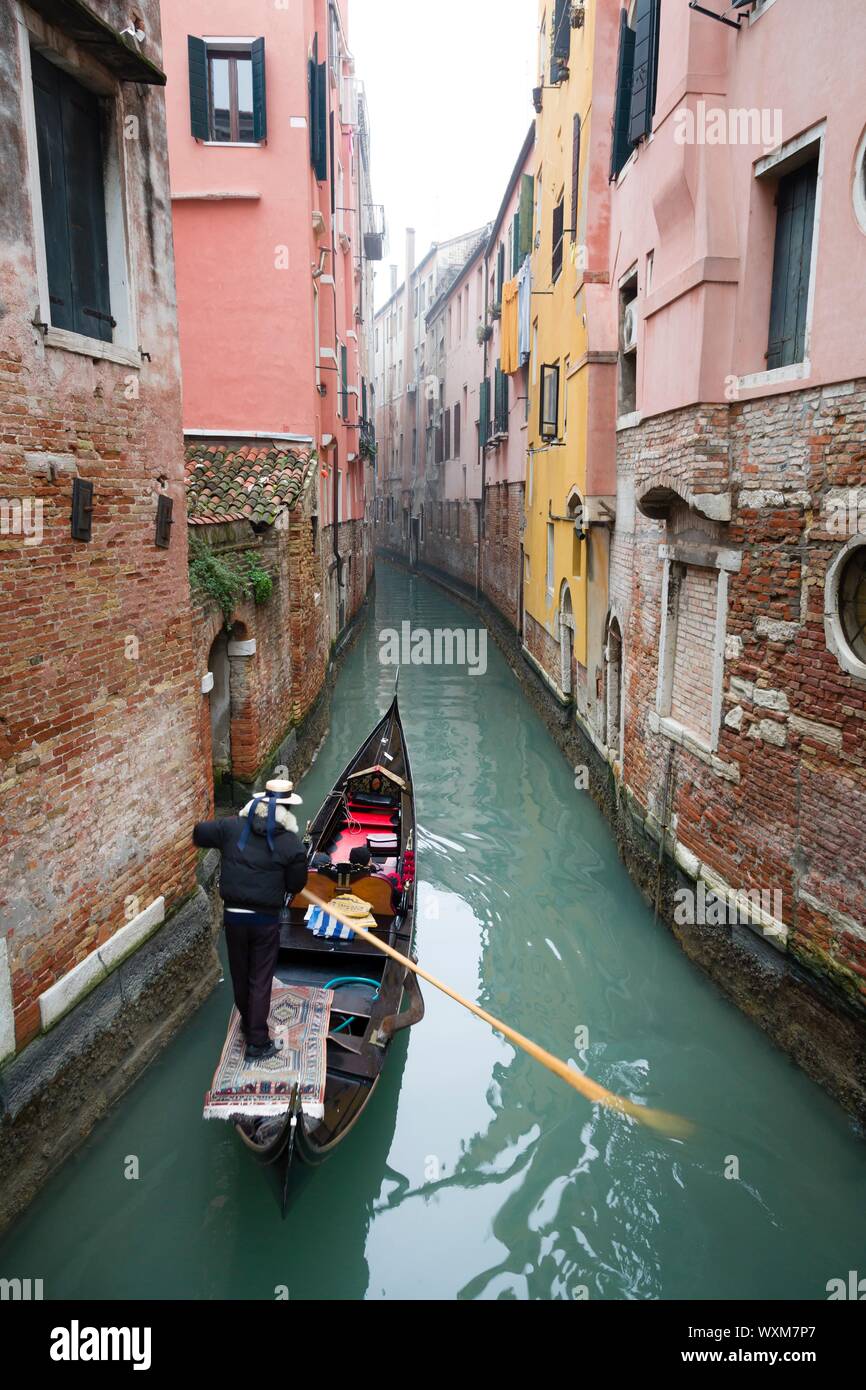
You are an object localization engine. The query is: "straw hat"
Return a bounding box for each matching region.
[264,778,303,807]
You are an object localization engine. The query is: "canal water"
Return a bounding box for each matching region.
[2,563,864,1300]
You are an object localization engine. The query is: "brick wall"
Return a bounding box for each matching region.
[482,482,524,628]
[613,380,866,1005]
[0,0,208,1049]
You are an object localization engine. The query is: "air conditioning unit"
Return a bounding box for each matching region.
[621,300,638,354]
[407,380,417,394]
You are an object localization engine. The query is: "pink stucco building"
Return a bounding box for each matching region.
[161,0,380,797]
[601,0,866,1112]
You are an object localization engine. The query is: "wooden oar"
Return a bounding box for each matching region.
[300,889,693,1140]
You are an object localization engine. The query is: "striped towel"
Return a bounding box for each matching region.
[304,905,355,941]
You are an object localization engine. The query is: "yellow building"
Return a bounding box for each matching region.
[523,0,617,746]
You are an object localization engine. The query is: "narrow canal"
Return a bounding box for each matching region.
[2,563,864,1301]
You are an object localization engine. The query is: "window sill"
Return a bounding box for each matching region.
[616,410,641,431]
[749,0,779,21]
[43,328,141,369]
[201,140,265,149]
[649,711,740,782]
[736,361,810,392]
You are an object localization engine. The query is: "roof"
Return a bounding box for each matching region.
[185,442,317,527]
[487,125,536,256]
[426,227,492,325]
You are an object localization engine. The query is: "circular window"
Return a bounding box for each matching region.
[839,546,866,663]
[854,127,866,234]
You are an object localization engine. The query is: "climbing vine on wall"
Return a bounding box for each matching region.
[188,536,274,621]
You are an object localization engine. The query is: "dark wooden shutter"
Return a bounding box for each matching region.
[479,378,490,444]
[628,0,660,146]
[62,72,112,340]
[552,199,564,283]
[454,401,461,456]
[309,39,328,181]
[329,109,336,215]
[31,51,74,332]
[767,160,818,370]
[340,343,349,417]
[511,211,521,274]
[188,36,209,140]
[610,9,636,180]
[552,0,571,83]
[251,37,267,141]
[444,407,451,459]
[571,114,581,243]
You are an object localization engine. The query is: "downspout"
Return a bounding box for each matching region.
[478,249,490,601]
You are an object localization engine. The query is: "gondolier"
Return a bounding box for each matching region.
[194,779,308,1062]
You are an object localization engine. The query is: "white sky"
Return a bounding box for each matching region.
[350,0,539,309]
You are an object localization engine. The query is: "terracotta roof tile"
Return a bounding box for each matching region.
[184,441,316,526]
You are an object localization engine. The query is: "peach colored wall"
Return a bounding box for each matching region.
[485,147,533,491]
[608,0,866,419]
[162,0,368,521]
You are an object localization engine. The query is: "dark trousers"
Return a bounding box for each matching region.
[224,912,281,1048]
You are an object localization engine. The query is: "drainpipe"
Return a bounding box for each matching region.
[478,247,490,601]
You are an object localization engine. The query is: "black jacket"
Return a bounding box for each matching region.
[193,813,309,912]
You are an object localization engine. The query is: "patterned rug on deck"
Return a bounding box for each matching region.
[203,981,333,1122]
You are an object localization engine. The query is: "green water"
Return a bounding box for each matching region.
[2,563,864,1301]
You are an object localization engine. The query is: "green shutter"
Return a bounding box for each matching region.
[610,9,636,180]
[496,243,506,307]
[628,0,660,146]
[767,160,818,370]
[519,174,534,258]
[188,36,209,140]
[511,211,521,274]
[309,40,328,182]
[31,52,74,332]
[251,37,267,142]
[341,343,349,417]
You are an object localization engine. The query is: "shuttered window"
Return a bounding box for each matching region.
[340,343,349,417]
[444,407,451,460]
[551,0,571,84]
[552,197,565,283]
[540,364,560,439]
[571,115,581,243]
[32,50,112,343]
[495,243,506,310]
[189,37,266,143]
[309,38,328,181]
[609,9,636,180]
[511,210,522,274]
[479,377,491,444]
[628,0,661,146]
[494,365,509,436]
[767,159,818,370]
[454,401,461,457]
[519,174,534,258]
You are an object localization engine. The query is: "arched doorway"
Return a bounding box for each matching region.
[208,631,231,801]
[605,614,623,760]
[559,582,575,698]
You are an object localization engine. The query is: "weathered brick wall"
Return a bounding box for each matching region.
[0,0,208,1049]
[420,500,479,588]
[613,380,866,1005]
[482,482,524,628]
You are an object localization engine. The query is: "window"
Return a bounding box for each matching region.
[479,377,491,445]
[618,267,638,417]
[551,0,571,84]
[547,523,555,597]
[340,343,349,418]
[454,401,461,457]
[826,538,866,680]
[189,37,266,144]
[494,365,509,436]
[610,0,660,179]
[540,364,560,439]
[444,407,451,460]
[308,37,327,179]
[853,126,866,235]
[839,548,866,664]
[552,195,565,283]
[31,51,112,343]
[571,116,582,244]
[767,159,818,370]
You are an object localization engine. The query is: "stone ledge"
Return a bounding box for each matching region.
[38,897,166,1031]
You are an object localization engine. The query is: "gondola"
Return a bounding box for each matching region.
[232,694,423,1212]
